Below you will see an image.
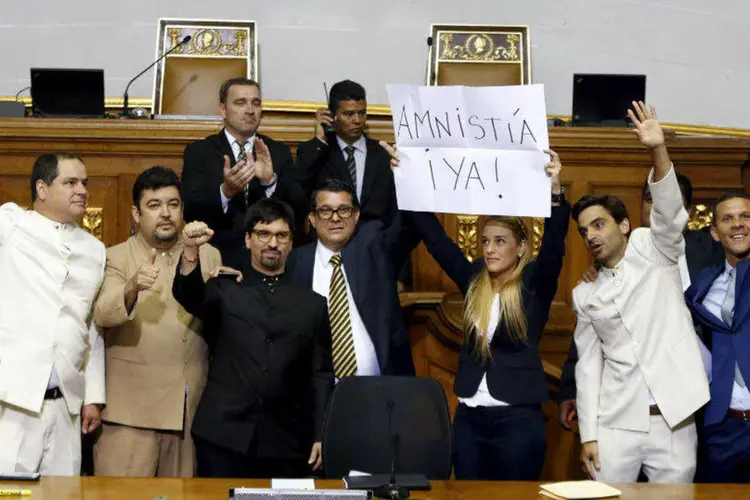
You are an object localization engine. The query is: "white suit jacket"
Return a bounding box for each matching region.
[0,203,105,415]
[573,167,710,444]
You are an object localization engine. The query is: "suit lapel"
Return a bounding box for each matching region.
[734,259,750,326]
[341,238,360,302]
[291,244,316,289]
[216,129,236,166]
[688,265,729,332]
[359,137,378,208]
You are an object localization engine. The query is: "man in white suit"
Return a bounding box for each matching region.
[571,102,710,483]
[0,153,106,476]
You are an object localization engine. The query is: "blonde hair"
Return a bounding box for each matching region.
[463,216,532,361]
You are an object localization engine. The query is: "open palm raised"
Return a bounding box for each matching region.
[627,101,664,149]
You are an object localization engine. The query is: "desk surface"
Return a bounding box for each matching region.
[1,477,748,499]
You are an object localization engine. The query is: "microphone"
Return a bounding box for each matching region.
[121,35,192,118]
[424,36,435,85]
[373,399,408,500]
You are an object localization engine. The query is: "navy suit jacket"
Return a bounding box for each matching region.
[685,259,750,425]
[286,216,418,376]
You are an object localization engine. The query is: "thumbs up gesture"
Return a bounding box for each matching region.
[130,248,160,293]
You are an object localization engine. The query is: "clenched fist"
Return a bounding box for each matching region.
[183,221,214,250]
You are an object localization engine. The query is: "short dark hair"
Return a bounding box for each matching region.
[30,152,83,202]
[329,80,366,114]
[310,178,360,213]
[244,198,296,236]
[132,166,181,208]
[219,77,261,104]
[712,190,750,225]
[572,194,631,226]
[641,172,693,206]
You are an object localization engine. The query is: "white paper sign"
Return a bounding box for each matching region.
[386,84,551,217]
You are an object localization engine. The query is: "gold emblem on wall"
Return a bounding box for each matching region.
[531,218,544,258]
[439,32,521,62]
[167,27,249,57]
[82,208,103,241]
[456,215,480,262]
[688,204,713,230]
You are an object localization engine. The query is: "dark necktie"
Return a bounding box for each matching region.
[721,268,746,388]
[344,146,357,191]
[236,140,249,204]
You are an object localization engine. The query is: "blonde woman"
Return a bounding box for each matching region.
[403,150,569,480]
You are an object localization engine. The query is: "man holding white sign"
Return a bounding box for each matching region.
[385,84,551,218]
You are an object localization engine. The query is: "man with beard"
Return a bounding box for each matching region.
[181,78,300,268]
[571,102,709,483]
[92,167,221,477]
[173,199,333,478]
[0,152,105,475]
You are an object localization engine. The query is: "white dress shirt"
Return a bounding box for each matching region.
[0,203,106,414]
[458,294,510,407]
[336,135,367,201]
[699,261,750,411]
[219,130,276,213]
[312,242,380,378]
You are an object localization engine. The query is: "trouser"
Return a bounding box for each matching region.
[94,404,195,477]
[595,414,697,483]
[194,436,310,479]
[0,395,81,476]
[452,403,546,481]
[704,414,750,483]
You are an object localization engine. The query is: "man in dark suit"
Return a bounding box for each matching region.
[685,191,750,483]
[558,172,725,431]
[181,77,300,268]
[286,179,416,378]
[172,199,333,479]
[296,80,397,226]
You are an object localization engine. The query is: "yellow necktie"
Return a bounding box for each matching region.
[329,254,357,378]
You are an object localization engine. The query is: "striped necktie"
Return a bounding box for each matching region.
[329,254,357,379]
[236,140,249,204]
[344,145,357,191]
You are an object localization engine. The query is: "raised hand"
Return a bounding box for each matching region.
[183,221,214,250]
[543,148,562,194]
[220,154,256,199]
[379,140,399,168]
[314,107,334,142]
[252,138,276,186]
[131,248,159,293]
[627,101,664,149]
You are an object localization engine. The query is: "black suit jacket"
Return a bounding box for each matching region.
[557,226,725,402]
[404,203,571,405]
[182,129,302,267]
[295,134,398,226]
[286,217,418,376]
[173,263,333,458]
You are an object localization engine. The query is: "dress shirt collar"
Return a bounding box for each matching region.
[247,265,286,285]
[336,134,366,155]
[599,260,623,279]
[224,129,256,151]
[721,260,735,282]
[315,240,342,270]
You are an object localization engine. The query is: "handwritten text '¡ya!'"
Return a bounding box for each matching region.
[396,105,538,145]
[426,154,509,193]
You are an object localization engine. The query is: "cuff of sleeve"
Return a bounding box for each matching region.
[219,186,230,213]
[647,163,675,186]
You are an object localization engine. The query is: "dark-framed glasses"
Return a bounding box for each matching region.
[314,205,355,220]
[253,229,292,244]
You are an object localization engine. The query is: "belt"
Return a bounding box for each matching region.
[727,409,750,421]
[44,387,63,400]
[649,405,661,416]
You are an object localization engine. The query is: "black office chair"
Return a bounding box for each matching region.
[322,376,452,480]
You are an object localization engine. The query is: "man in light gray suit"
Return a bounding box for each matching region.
[571,102,709,483]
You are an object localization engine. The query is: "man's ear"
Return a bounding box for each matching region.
[619,218,631,236]
[35,180,48,202]
[245,232,252,249]
[131,205,140,226]
[710,225,721,243]
[308,213,317,232]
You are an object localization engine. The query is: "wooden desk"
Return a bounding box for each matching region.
[1,477,747,499]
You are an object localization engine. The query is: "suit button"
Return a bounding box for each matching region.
[263,368,269,375]
[269,308,275,316]
[266,338,273,345]
[258,398,264,407]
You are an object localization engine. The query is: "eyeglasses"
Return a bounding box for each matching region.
[314,206,356,220]
[253,230,292,244]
